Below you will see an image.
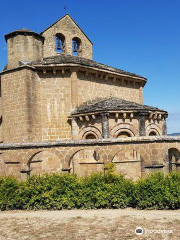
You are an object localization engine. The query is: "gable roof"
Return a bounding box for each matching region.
[71,98,167,115]
[40,14,93,44]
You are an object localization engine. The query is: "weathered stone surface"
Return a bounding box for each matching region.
[0,137,179,180]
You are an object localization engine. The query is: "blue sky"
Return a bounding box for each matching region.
[0,0,180,133]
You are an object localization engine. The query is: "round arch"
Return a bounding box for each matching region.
[168,148,180,172]
[116,130,133,138]
[79,126,102,140]
[146,123,161,136]
[55,33,66,53]
[72,37,82,56]
[149,130,159,136]
[67,149,85,175]
[27,150,63,177]
[110,123,138,138]
[85,133,97,139]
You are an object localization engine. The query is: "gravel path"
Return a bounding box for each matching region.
[0,208,180,240]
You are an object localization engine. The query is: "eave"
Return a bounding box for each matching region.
[34,64,147,86]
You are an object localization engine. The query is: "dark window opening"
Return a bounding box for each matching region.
[117,131,131,138]
[85,133,97,139]
[56,33,65,53]
[149,131,157,136]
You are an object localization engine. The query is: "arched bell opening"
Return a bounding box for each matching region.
[72,37,81,56]
[55,33,66,53]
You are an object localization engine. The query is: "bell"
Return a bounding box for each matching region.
[57,38,62,51]
[73,41,78,52]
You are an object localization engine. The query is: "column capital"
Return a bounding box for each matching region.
[70,67,79,73]
[138,112,148,117]
[101,112,109,118]
[62,168,72,173]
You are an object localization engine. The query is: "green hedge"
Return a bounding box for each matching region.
[134,172,180,209]
[0,171,180,210]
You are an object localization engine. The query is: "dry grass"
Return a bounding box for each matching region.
[0,208,180,240]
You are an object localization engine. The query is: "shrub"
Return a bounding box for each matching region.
[0,176,20,210]
[134,172,180,209]
[18,174,79,210]
[0,172,180,210]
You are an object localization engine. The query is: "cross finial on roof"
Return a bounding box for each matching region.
[64,1,67,14]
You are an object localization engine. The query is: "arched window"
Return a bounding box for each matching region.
[72,37,81,56]
[168,148,180,172]
[117,131,131,138]
[55,33,65,53]
[149,131,157,136]
[85,133,97,139]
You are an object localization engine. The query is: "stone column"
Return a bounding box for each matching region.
[71,118,79,140]
[101,113,110,139]
[163,151,170,175]
[70,68,78,109]
[162,119,167,135]
[70,68,79,140]
[139,113,147,136]
[20,170,31,181]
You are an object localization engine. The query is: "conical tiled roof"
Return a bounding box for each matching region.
[71,98,167,115]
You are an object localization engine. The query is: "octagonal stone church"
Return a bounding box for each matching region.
[0,14,180,180]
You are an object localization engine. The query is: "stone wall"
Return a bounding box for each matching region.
[0,136,180,180]
[36,71,72,141]
[0,97,2,143]
[77,72,142,104]
[7,35,43,69]
[1,68,35,143]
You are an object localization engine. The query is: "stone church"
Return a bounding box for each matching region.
[0,14,180,180]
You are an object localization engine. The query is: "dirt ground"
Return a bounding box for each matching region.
[0,208,180,240]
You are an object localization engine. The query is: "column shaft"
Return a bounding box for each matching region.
[101,113,109,138]
[139,113,146,136]
[162,120,167,135]
[71,69,78,109]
